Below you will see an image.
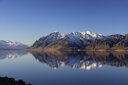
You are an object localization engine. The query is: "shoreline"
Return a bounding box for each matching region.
[27,48,128,52]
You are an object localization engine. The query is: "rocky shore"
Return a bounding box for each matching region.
[0,76,31,85]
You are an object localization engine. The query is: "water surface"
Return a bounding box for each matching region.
[0,50,128,85]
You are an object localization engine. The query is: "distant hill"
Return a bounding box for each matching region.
[0,40,28,50]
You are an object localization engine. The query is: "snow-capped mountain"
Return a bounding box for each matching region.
[31,31,103,49]
[0,40,28,50]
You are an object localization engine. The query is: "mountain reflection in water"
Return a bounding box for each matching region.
[31,51,128,70]
[0,50,128,70]
[0,50,27,59]
[0,50,128,85]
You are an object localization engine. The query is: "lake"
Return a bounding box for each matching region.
[0,50,128,85]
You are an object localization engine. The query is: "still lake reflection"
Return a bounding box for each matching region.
[0,50,128,85]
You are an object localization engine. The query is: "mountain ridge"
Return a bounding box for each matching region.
[29,31,128,51]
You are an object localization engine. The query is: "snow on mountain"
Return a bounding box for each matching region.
[81,31,103,39]
[0,40,28,49]
[64,31,103,47]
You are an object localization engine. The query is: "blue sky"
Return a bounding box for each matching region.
[0,0,128,45]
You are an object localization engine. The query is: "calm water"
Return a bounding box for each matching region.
[0,50,128,85]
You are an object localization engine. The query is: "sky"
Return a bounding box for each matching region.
[0,0,128,45]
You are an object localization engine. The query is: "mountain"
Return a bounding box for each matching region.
[86,34,126,50]
[0,40,28,50]
[30,31,128,51]
[30,31,103,50]
[86,34,128,50]
[112,34,128,49]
